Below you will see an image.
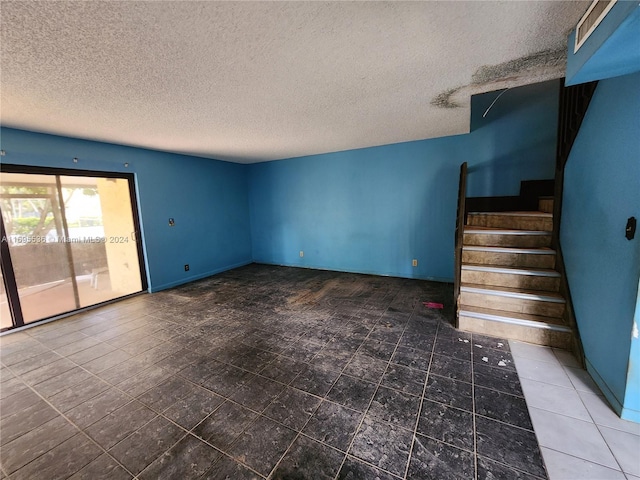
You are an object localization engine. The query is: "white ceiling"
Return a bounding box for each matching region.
[0,1,588,164]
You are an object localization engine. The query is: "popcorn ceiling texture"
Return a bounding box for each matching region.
[0,1,587,163]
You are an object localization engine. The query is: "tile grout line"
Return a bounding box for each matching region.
[331,289,415,480]
[196,297,383,479]
[173,431,268,480]
[161,341,319,478]
[561,360,631,475]
[306,298,400,480]
[261,403,333,479]
[540,444,628,476]
[534,352,630,477]
[88,311,295,479]
[147,389,262,477]
[263,316,358,479]
[468,339,533,476]
[0,361,139,479]
[5,332,269,479]
[402,309,441,480]
[511,343,615,480]
[470,333,479,480]
[244,349,448,475]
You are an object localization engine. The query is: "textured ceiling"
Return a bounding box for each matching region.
[0,1,588,163]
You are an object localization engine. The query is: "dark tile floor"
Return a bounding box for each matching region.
[0,264,547,479]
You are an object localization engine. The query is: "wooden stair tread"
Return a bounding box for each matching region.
[462,246,555,254]
[464,226,552,235]
[460,283,565,302]
[461,264,561,277]
[467,211,552,217]
[466,211,553,232]
[459,305,569,328]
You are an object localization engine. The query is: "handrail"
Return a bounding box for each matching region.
[453,162,467,328]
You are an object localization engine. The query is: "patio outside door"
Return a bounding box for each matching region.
[0,166,146,331]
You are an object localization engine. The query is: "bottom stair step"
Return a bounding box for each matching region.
[458,305,573,349]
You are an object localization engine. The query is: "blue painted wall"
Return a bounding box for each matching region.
[0,79,559,292]
[0,128,253,292]
[566,1,640,86]
[561,72,640,421]
[467,81,559,198]
[249,80,559,281]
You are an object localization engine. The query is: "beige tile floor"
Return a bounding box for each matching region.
[511,341,640,480]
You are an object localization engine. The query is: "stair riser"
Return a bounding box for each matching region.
[462,250,556,269]
[467,215,552,231]
[461,270,560,291]
[459,291,565,317]
[463,233,551,248]
[458,316,572,349]
[538,199,554,214]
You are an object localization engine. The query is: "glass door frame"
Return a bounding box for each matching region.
[1,212,25,328]
[0,164,148,332]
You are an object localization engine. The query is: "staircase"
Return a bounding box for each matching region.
[452,82,597,353]
[456,196,574,349]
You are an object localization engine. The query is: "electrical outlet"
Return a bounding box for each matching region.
[412,259,418,267]
[300,251,304,257]
[184,264,190,271]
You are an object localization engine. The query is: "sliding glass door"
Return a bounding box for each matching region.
[0,166,146,330]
